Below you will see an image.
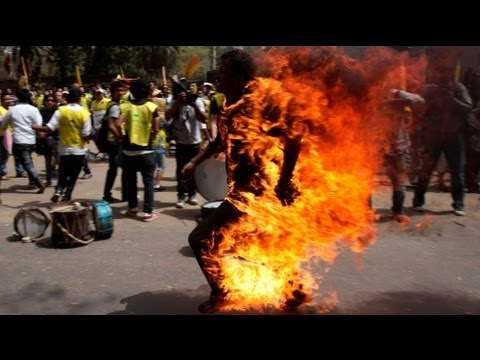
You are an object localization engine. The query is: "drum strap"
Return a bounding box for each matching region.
[54,214,94,245]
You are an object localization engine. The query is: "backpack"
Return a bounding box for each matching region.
[94,102,117,153]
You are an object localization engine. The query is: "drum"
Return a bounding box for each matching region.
[14,207,50,242]
[90,200,114,240]
[194,154,228,201]
[201,200,224,220]
[50,202,93,247]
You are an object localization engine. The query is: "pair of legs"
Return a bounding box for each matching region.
[413,135,466,213]
[154,151,166,191]
[188,200,242,312]
[52,154,85,202]
[103,143,127,201]
[188,201,310,313]
[385,152,408,221]
[43,148,56,185]
[0,138,9,178]
[122,152,156,215]
[465,145,480,193]
[12,143,44,191]
[175,143,200,204]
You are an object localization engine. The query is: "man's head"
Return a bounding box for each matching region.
[16,89,33,105]
[0,92,14,108]
[110,80,128,102]
[129,79,150,101]
[217,49,256,104]
[95,88,106,100]
[66,87,82,103]
[43,95,57,108]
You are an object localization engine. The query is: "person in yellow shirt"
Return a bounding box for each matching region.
[114,79,159,222]
[0,93,14,179]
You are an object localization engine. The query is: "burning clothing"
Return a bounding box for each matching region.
[217,78,300,213]
[188,78,303,311]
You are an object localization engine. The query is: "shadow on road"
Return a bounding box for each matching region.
[108,286,211,315]
[109,288,480,315]
[339,291,480,315]
[161,208,200,221]
[179,245,195,258]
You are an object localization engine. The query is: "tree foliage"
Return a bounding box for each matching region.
[1,46,251,86]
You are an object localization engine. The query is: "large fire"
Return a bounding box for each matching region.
[203,47,427,313]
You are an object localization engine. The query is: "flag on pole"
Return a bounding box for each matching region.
[183,54,201,80]
[21,56,28,81]
[75,65,83,86]
[20,56,29,89]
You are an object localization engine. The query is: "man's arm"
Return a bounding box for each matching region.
[32,109,60,133]
[275,134,302,206]
[181,136,223,178]
[82,115,92,141]
[1,110,12,130]
[453,83,473,114]
[165,99,180,121]
[106,104,123,140]
[393,89,425,112]
[150,109,160,145]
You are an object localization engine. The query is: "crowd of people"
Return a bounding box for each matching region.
[0,75,221,217]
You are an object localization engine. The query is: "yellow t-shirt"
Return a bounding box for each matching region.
[58,106,91,147]
[120,101,158,147]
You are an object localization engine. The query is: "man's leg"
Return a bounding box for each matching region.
[188,200,243,312]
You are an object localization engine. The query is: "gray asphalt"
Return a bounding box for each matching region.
[1,150,479,315]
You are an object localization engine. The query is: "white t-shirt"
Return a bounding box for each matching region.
[1,103,42,145]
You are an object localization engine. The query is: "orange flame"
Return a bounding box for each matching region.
[203,47,427,313]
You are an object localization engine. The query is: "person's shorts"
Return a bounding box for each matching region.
[155,152,166,172]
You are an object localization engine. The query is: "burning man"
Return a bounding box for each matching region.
[182,50,304,313]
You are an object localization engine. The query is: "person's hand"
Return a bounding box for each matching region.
[181,160,196,178]
[275,178,300,206]
[390,89,400,97]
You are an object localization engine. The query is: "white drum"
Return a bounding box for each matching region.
[201,200,224,219]
[194,155,228,201]
[14,207,50,242]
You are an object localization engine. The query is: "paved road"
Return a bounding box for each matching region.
[1,150,479,315]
